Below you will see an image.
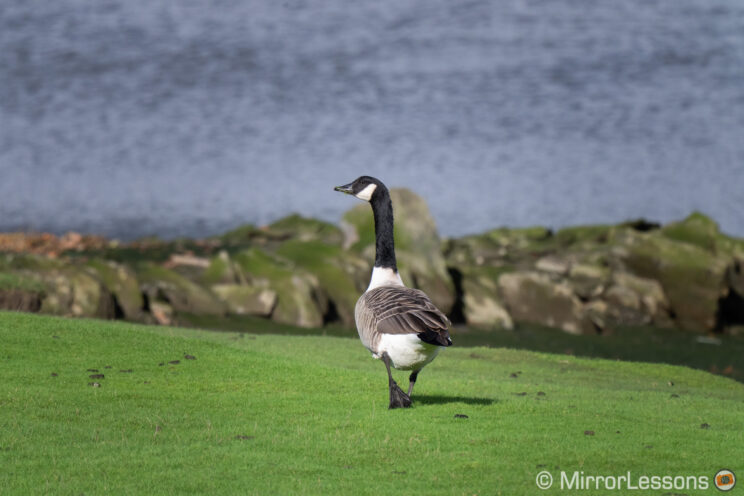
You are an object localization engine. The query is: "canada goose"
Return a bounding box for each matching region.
[334,176,452,409]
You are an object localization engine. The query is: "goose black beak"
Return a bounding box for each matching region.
[334,183,354,195]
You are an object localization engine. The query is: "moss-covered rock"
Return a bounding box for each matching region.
[446,224,615,271]
[0,253,64,272]
[568,263,609,300]
[661,212,720,251]
[38,272,74,315]
[232,248,325,328]
[0,289,42,312]
[0,272,44,312]
[552,224,613,247]
[535,255,571,275]
[275,240,364,326]
[218,215,344,249]
[269,214,344,245]
[163,254,212,282]
[211,284,277,317]
[443,234,506,268]
[202,251,248,286]
[583,300,609,332]
[444,226,551,268]
[218,224,264,247]
[603,285,646,325]
[136,263,226,317]
[342,188,455,313]
[66,268,116,318]
[459,270,513,329]
[271,274,324,328]
[30,267,116,319]
[621,233,728,331]
[661,212,744,257]
[4,210,743,336]
[498,271,588,334]
[0,259,115,319]
[0,270,45,290]
[86,260,144,320]
[608,272,671,327]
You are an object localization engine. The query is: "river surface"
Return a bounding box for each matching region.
[2,0,743,239]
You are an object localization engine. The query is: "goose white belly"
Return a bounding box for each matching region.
[374,333,441,371]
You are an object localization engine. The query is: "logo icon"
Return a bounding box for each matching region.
[536,471,553,490]
[715,469,736,491]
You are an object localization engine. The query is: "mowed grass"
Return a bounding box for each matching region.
[0,312,742,495]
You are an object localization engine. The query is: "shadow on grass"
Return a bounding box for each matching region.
[181,312,744,384]
[450,325,744,384]
[414,394,496,406]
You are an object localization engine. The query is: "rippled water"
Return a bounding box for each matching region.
[1,0,743,239]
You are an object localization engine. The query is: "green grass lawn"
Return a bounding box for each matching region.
[1,311,742,495]
[178,313,744,383]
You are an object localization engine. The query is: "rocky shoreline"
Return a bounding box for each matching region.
[2,189,743,336]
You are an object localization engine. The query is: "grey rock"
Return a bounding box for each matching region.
[498,271,587,334]
[211,284,277,317]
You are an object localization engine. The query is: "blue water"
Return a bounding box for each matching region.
[2,0,743,240]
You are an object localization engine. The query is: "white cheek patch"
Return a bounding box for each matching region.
[355,183,377,201]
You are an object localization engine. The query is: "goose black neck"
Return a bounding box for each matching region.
[370,186,397,271]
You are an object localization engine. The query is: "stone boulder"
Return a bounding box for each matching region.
[497,271,588,334]
[202,250,248,286]
[342,188,455,314]
[1,255,116,319]
[605,272,671,327]
[0,289,42,312]
[1,256,115,318]
[275,240,367,326]
[31,268,114,319]
[458,269,513,329]
[444,226,551,268]
[219,215,344,249]
[232,248,325,328]
[136,263,226,318]
[0,271,44,312]
[269,214,344,245]
[552,224,614,247]
[218,224,286,249]
[86,260,145,320]
[621,234,728,332]
[660,212,722,252]
[162,253,212,282]
[65,268,117,318]
[211,284,277,317]
[567,263,609,300]
[535,255,571,276]
[38,271,74,315]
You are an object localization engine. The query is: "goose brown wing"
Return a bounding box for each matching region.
[364,286,452,347]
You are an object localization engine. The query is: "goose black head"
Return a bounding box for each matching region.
[333,176,385,202]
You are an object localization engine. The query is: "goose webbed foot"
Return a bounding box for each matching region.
[389,381,412,409]
[383,352,412,409]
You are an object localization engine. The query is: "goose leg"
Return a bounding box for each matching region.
[382,353,412,409]
[407,370,419,397]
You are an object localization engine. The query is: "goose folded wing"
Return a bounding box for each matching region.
[367,286,452,346]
